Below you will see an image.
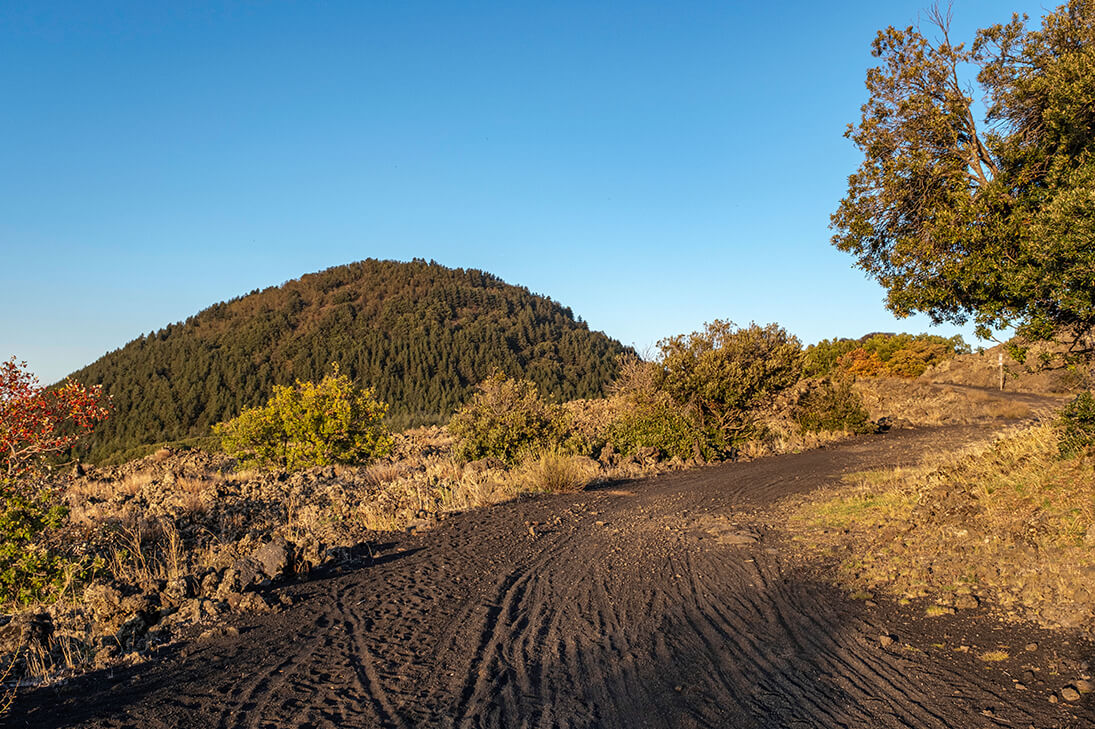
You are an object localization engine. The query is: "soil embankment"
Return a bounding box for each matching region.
[9,423,1093,728]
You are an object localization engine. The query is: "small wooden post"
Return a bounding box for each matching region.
[998,351,1005,391]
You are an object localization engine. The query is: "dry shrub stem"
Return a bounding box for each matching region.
[0,651,15,719]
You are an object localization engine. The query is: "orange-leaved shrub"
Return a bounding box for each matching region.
[0,357,109,605]
[804,333,968,379]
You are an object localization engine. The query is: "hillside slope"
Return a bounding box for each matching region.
[70,259,629,462]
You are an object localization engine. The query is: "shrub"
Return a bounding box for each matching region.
[215,364,392,470]
[603,355,711,460]
[1058,391,1095,457]
[804,333,968,379]
[802,338,860,378]
[836,347,887,377]
[0,487,76,604]
[449,372,566,464]
[0,358,108,606]
[608,390,714,461]
[792,379,873,434]
[559,398,616,458]
[658,321,802,447]
[1,357,110,481]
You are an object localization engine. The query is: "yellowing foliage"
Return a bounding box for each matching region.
[215,365,392,470]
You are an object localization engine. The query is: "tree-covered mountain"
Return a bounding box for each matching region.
[70,259,630,462]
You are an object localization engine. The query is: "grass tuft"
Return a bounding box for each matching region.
[979,649,1010,662]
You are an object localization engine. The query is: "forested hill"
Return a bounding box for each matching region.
[70,259,630,463]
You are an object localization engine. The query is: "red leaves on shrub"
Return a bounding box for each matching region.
[0,357,110,483]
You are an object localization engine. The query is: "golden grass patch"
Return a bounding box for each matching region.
[784,424,1095,630]
[979,649,1010,662]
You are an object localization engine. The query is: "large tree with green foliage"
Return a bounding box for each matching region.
[832,1,1095,355]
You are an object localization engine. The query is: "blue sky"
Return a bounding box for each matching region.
[1,1,1050,383]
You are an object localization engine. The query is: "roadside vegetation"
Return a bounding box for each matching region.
[0,321,1071,710]
[0,321,907,692]
[803,333,969,379]
[4,0,1095,720]
[776,0,1095,639]
[785,396,1095,631]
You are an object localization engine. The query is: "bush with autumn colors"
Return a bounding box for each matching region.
[803,333,968,379]
[0,357,109,604]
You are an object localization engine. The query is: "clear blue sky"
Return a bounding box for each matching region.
[1,0,1050,384]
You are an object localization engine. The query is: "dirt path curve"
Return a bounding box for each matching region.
[11,423,1094,728]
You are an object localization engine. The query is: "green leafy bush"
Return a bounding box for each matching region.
[0,487,77,605]
[1058,391,1095,457]
[449,372,567,464]
[792,379,874,435]
[608,391,713,461]
[658,321,802,448]
[558,398,615,459]
[602,356,713,460]
[215,365,392,470]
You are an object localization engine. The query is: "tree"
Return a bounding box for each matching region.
[215,365,392,470]
[1,357,109,484]
[832,1,1095,356]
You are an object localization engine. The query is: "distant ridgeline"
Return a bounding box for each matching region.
[70,259,631,463]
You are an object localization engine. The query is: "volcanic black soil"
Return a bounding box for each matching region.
[9,424,1094,728]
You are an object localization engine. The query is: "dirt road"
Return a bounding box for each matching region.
[11,424,1094,728]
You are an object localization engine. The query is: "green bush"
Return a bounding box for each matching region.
[658,321,802,448]
[0,485,83,605]
[449,372,567,464]
[792,379,874,435]
[802,338,862,378]
[215,365,392,470]
[608,391,714,461]
[1058,391,1095,457]
[558,398,615,459]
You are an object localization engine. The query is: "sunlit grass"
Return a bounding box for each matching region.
[785,424,1095,629]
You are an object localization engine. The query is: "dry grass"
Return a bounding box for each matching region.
[348,451,607,531]
[515,452,601,494]
[784,424,1095,630]
[105,520,188,584]
[982,400,1034,420]
[740,426,854,459]
[363,461,414,486]
[853,379,1036,426]
[980,649,1010,662]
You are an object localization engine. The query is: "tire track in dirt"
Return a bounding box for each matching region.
[10,421,1093,728]
[207,582,391,729]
